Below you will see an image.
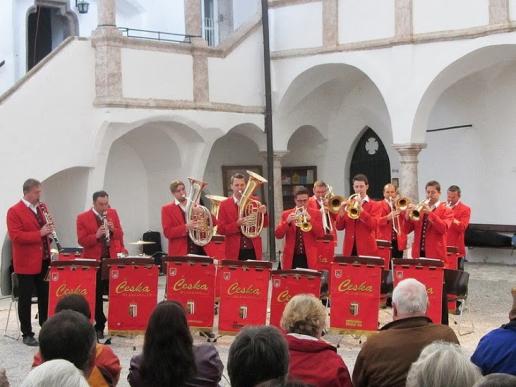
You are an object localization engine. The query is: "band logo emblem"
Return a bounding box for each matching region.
[111,270,119,279]
[396,271,403,280]
[349,302,360,316]
[337,279,373,293]
[51,272,59,281]
[169,268,177,276]
[277,290,292,303]
[129,303,138,317]
[56,284,88,297]
[115,281,151,294]
[335,269,342,278]
[239,305,248,319]
[227,282,260,296]
[273,279,281,288]
[172,278,208,292]
[223,272,231,281]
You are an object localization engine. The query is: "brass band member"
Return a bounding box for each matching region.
[76,191,125,339]
[6,178,52,346]
[336,174,378,257]
[275,186,323,269]
[377,184,407,259]
[446,185,471,271]
[161,180,207,257]
[217,173,268,261]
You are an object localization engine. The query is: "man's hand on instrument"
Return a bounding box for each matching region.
[287,212,296,224]
[258,205,267,214]
[107,220,115,232]
[96,225,106,239]
[40,224,53,237]
[186,221,197,231]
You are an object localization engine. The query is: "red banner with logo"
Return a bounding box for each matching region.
[204,236,226,260]
[330,256,384,334]
[165,257,215,330]
[270,270,321,328]
[315,237,335,272]
[376,240,391,270]
[218,260,272,333]
[107,260,159,334]
[48,261,98,321]
[393,259,444,324]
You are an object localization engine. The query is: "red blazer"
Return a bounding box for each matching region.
[447,202,471,257]
[275,207,323,269]
[405,203,452,261]
[376,200,407,250]
[161,202,189,256]
[217,197,268,260]
[6,201,49,275]
[76,208,124,260]
[336,200,378,256]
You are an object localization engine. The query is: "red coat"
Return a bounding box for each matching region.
[286,334,352,387]
[376,200,407,250]
[405,203,452,261]
[275,207,323,269]
[447,202,471,257]
[6,201,49,274]
[161,202,189,256]
[76,208,124,260]
[216,197,268,260]
[336,200,378,256]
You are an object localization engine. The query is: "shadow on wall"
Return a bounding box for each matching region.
[0,235,12,296]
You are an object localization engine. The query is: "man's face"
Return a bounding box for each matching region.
[383,185,397,200]
[24,185,42,204]
[313,186,327,200]
[447,191,460,205]
[426,185,440,204]
[231,178,246,199]
[173,184,187,202]
[353,180,368,198]
[93,196,110,214]
[294,194,309,208]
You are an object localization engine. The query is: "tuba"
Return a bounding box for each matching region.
[409,199,430,222]
[185,178,214,246]
[205,194,226,234]
[294,207,312,232]
[346,193,362,220]
[239,170,267,238]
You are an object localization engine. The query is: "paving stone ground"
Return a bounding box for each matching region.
[0,262,515,386]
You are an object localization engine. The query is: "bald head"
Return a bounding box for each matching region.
[392,278,428,320]
[383,183,397,200]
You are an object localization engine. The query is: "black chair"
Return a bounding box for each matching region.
[3,272,37,340]
[445,269,474,335]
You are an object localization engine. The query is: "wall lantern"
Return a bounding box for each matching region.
[75,0,89,14]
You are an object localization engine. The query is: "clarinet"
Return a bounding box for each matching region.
[38,203,63,253]
[101,212,111,247]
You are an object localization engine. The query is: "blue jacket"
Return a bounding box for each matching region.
[471,321,516,375]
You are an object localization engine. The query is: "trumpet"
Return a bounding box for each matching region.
[185,178,214,246]
[239,170,267,238]
[294,207,312,232]
[37,202,63,253]
[409,199,430,221]
[101,212,111,247]
[346,193,362,220]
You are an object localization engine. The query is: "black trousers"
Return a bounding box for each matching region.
[238,248,256,261]
[95,268,108,332]
[292,253,308,269]
[391,238,403,258]
[17,260,49,337]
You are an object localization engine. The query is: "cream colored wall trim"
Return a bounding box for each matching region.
[269,0,320,8]
[489,0,509,25]
[323,0,338,47]
[395,0,413,38]
[272,23,516,59]
[94,97,265,114]
[0,37,87,105]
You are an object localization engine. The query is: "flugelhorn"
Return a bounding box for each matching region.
[346,193,362,220]
[37,202,63,253]
[409,199,430,221]
[186,178,214,246]
[239,170,267,238]
[294,207,312,232]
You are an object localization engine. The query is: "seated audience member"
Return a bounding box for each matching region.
[473,373,516,387]
[471,288,516,376]
[280,294,352,387]
[22,359,89,387]
[128,301,223,387]
[352,278,459,387]
[228,326,289,387]
[32,294,121,386]
[406,341,482,387]
[38,310,96,377]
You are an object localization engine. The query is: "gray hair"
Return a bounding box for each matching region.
[392,278,428,315]
[406,342,482,387]
[21,359,89,387]
[473,373,516,387]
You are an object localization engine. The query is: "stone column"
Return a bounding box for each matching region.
[92,0,122,101]
[489,0,509,25]
[395,0,413,40]
[393,143,426,201]
[322,0,338,48]
[192,38,209,103]
[185,0,202,37]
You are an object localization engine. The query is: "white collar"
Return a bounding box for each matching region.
[447,199,461,208]
[233,195,239,204]
[287,333,319,341]
[22,198,38,213]
[92,208,103,218]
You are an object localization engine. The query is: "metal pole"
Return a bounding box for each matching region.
[261,0,276,262]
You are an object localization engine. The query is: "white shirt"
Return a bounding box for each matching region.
[174,197,189,211]
[21,197,38,214]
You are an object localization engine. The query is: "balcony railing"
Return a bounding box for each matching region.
[118,27,200,43]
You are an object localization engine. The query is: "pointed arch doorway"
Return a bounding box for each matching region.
[349,127,391,200]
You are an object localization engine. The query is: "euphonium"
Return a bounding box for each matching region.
[409,199,430,222]
[205,194,226,234]
[185,177,214,246]
[325,185,346,214]
[294,207,312,232]
[346,193,362,220]
[239,170,267,238]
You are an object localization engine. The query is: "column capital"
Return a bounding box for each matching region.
[393,143,426,159]
[259,150,290,160]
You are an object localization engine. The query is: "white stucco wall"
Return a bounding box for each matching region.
[338,0,395,43]
[413,0,489,34]
[270,2,323,51]
[0,0,15,95]
[233,0,260,30]
[510,0,516,20]
[121,48,194,100]
[208,29,264,106]
[420,62,516,224]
